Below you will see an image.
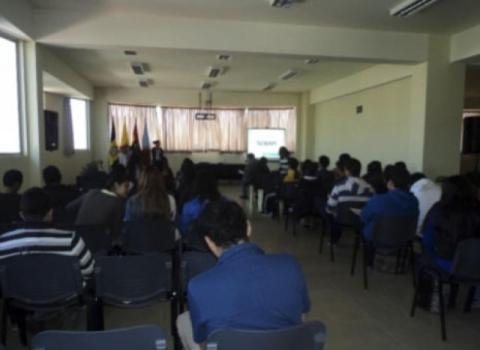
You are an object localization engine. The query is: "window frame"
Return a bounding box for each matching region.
[70,97,91,151]
[0,33,23,155]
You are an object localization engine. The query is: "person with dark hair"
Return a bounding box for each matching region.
[422,176,480,272]
[179,170,222,235]
[317,155,334,200]
[0,169,23,224]
[160,156,176,194]
[124,166,176,221]
[240,153,258,199]
[383,164,394,183]
[284,157,300,182]
[394,161,408,172]
[363,160,387,194]
[361,165,419,241]
[176,158,196,212]
[177,200,310,350]
[42,165,79,212]
[410,173,441,235]
[0,187,94,278]
[326,158,374,242]
[67,166,129,239]
[151,140,165,169]
[278,146,290,177]
[333,153,351,182]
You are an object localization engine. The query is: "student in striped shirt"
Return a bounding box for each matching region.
[0,187,94,278]
[278,147,290,177]
[326,158,374,243]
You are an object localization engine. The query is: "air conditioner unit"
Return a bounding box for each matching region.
[131,62,147,75]
[269,0,295,8]
[207,66,226,78]
[279,69,299,81]
[390,0,440,17]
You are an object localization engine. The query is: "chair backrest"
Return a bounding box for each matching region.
[95,254,172,307]
[278,182,299,202]
[75,225,112,254]
[372,215,417,249]
[181,251,217,290]
[451,239,480,282]
[206,321,326,350]
[123,219,176,253]
[31,325,167,350]
[336,201,365,227]
[0,254,83,310]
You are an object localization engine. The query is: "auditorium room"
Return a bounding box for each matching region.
[1,0,480,349]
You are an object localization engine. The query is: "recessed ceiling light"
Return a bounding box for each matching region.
[217,54,232,61]
[304,58,319,64]
[124,50,137,56]
[207,66,227,78]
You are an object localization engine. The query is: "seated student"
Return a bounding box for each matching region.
[326,158,374,242]
[410,173,441,236]
[363,160,387,194]
[0,169,23,224]
[0,188,94,278]
[295,161,321,220]
[283,157,300,182]
[124,166,176,221]
[333,153,351,181]
[254,156,271,190]
[361,165,419,241]
[180,170,221,235]
[43,166,80,208]
[67,166,129,239]
[317,155,334,195]
[422,176,480,272]
[278,146,291,177]
[240,153,258,199]
[177,200,310,350]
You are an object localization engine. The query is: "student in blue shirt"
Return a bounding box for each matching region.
[361,164,419,241]
[179,170,221,236]
[176,200,310,350]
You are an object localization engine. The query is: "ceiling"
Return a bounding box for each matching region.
[43,72,89,98]
[50,46,374,93]
[30,0,480,34]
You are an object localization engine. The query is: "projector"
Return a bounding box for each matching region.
[269,0,296,8]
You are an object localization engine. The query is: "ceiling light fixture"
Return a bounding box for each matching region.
[131,62,148,75]
[269,0,296,8]
[279,69,300,80]
[304,58,320,64]
[390,0,440,17]
[207,66,227,78]
[124,50,137,56]
[262,83,277,91]
[217,54,232,61]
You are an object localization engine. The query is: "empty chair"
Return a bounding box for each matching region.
[0,255,85,346]
[351,215,417,290]
[411,239,480,341]
[206,321,326,350]
[31,325,167,350]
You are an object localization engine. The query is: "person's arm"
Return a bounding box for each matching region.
[360,198,376,227]
[169,195,177,220]
[326,186,339,214]
[187,284,208,344]
[70,233,95,278]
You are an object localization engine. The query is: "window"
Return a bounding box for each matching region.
[70,98,89,150]
[0,36,21,154]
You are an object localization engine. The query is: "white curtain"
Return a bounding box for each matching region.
[108,104,157,146]
[63,97,75,156]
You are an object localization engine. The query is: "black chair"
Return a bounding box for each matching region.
[351,215,417,290]
[122,219,177,254]
[319,202,364,263]
[0,255,85,346]
[94,254,178,346]
[205,321,327,350]
[60,225,112,256]
[411,239,480,341]
[279,182,300,235]
[179,251,217,311]
[31,325,167,350]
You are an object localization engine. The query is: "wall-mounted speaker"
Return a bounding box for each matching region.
[44,110,59,151]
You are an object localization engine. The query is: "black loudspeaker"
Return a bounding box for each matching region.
[44,110,59,151]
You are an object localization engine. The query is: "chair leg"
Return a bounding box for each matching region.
[410,247,416,288]
[292,217,297,236]
[87,298,104,331]
[410,280,419,317]
[350,235,359,276]
[18,311,27,347]
[438,280,447,341]
[362,242,369,290]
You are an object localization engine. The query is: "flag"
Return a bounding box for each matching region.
[108,119,119,168]
[132,123,139,145]
[120,124,129,147]
[142,122,150,150]
[110,119,116,146]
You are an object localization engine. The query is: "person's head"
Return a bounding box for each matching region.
[387,165,411,191]
[301,159,312,174]
[246,153,255,162]
[105,165,130,198]
[318,155,330,170]
[259,157,268,166]
[384,164,394,182]
[180,158,196,182]
[345,158,362,177]
[279,146,289,159]
[3,169,23,193]
[192,170,220,201]
[439,176,476,208]
[366,161,382,176]
[410,173,426,187]
[138,166,170,218]
[303,160,318,177]
[153,140,161,148]
[288,157,299,171]
[339,153,351,165]
[196,200,250,257]
[42,166,62,186]
[394,161,408,172]
[20,187,53,222]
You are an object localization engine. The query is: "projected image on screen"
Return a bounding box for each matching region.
[247,128,286,160]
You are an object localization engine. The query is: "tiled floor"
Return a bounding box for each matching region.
[4,186,480,349]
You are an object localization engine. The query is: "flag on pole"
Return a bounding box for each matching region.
[120,124,129,147]
[142,122,150,150]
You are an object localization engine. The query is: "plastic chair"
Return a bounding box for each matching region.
[31,325,167,350]
[0,254,84,346]
[351,215,417,290]
[206,321,327,350]
[411,239,480,341]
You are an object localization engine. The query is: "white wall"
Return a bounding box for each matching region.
[91,87,303,172]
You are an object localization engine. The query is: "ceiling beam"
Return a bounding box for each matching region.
[34,10,429,63]
[0,0,34,39]
[451,23,480,63]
